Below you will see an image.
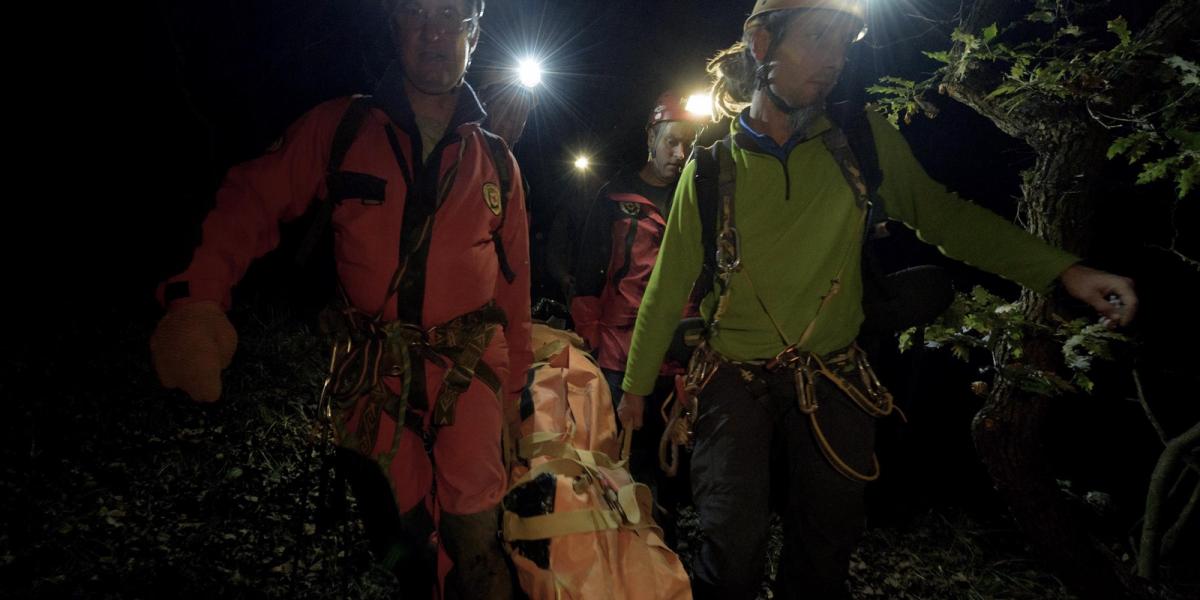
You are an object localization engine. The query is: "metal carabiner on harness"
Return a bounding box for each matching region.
[714,192,742,274]
[715,226,742,273]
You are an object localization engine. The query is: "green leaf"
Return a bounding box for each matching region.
[1027,11,1055,24]
[1066,356,1091,372]
[1060,25,1082,37]
[1126,138,1153,164]
[1178,162,1197,198]
[951,29,978,47]
[1167,128,1200,152]
[1075,373,1095,394]
[1107,138,1129,160]
[879,76,916,89]
[1137,158,1172,184]
[1165,55,1200,85]
[1107,133,1148,160]
[1107,17,1131,47]
[923,50,952,64]
[982,23,999,43]
[986,83,1021,100]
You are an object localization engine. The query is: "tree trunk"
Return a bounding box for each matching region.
[940,2,1151,596]
[967,130,1150,598]
[935,0,1199,595]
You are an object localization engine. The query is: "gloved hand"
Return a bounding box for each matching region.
[150,301,237,403]
[476,69,538,146]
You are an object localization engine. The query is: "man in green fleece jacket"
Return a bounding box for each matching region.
[616,1,1138,598]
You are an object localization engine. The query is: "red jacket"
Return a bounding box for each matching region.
[159,72,532,404]
[570,171,683,373]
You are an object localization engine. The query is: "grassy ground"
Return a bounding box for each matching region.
[0,304,1178,599]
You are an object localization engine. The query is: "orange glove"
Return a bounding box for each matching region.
[150,301,237,403]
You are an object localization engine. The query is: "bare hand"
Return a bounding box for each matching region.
[617,393,645,430]
[1059,264,1138,329]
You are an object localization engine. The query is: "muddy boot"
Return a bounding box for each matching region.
[440,507,513,600]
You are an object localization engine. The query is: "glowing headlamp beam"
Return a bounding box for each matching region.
[685,93,713,120]
[573,156,590,171]
[517,58,543,88]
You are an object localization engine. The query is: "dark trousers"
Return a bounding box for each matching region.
[689,362,876,600]
[604,368,688,546]
[334,448,436,596]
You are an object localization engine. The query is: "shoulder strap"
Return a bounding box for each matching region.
[826,103,888,241]
[692,135,734,303]
[614,204,643,285]
[296,95,374,266]
[480,130,517,284]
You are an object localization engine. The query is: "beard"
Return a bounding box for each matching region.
[786,104,821,137]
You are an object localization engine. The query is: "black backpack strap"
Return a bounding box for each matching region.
[296,95,375,266]
[827,102,888,242]
[835,108,894,299]
[609,205,642,285]
[383,124,415,190]
[480,130,517,284]
[692,135,733,303]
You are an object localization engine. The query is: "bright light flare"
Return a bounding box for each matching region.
[573,156,590,171]
[685,93,713,120]
[517,58,543,88]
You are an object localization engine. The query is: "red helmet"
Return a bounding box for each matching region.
[647,91,706,131]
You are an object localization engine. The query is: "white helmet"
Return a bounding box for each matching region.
[744,0,867,41]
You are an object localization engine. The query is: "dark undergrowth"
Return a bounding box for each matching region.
[3,303,1188,599]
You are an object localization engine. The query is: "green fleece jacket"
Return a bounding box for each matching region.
[622,110,1078,396]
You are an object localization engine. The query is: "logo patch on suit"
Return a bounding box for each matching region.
[620,202,640,217]
[483,182,502,215]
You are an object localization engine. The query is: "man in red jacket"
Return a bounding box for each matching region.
[566,91,705,542]
[149,0,530,596]
[570,92,705,388]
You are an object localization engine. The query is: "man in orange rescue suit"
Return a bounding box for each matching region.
[148,0,531,597]
[569,91,705,542]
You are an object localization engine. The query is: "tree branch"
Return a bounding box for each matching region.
[1133,369,1169,445]
[1128,0,1200,68]
[1161,477,1199,559]
[1103,0,1200,110]
[1138,419,1200,579]
[942,0,1200,148]
[957,0,1018,37]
